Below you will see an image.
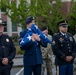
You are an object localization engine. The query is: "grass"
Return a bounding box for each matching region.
[16,46,24,55]
[14,41,24,55]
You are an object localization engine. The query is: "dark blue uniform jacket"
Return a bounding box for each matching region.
[0,34,16,68]
[52,32,76,66]
[19,29,47,66]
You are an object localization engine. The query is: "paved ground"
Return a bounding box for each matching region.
[13,55,23,67]
[11,67,24,75]
[12,55,57,75]
[12,55,76,75]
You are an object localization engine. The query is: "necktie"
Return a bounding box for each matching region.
[64,34,67,38]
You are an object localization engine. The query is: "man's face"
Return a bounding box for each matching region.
[59,26,68,33]
[28,20,35,28]
[0,25,4,33]
[42,29,48,35]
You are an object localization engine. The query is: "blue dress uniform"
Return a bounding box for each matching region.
[19,29,47,75]
[19,16,47,75]
[52,20,76,75]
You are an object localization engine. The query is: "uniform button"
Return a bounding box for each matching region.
[68,47,70,49]
[67,41,69,43]
[36,49,37,50]
[68,44,69,46]
[69,50,71,52]
[61,44,63,46]
[2,46,5,48]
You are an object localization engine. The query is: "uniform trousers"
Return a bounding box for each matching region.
[0,67,10,75]
[24,64,41,75]
[59,63,73,75]
[41,59,52,75]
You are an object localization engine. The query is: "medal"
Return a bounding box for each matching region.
[59,38,64,43]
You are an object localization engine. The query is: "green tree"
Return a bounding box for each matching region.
[28,0,63,34]
[1,0,29,28]
[67,0,76,35]
[1,0,63,34]
[1,0,68,34]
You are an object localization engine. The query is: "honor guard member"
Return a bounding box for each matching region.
[52,20,76,75]
[73,25,76,75]
[41,26,52,75]
[0,18,16,75]
[19,16,47,75]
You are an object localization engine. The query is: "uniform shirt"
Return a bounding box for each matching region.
[52,32,76,66]
[41,34,52,59]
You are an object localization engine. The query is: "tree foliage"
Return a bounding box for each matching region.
[67,0,76,35]
[28,0,63,34]
[0,0,76,35]
[1,0,29,28]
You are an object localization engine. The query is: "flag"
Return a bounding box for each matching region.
[20,24,52,47]
[31,24,52,44]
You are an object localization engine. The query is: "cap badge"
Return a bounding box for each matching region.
[65,20,66,23]
[33,17,35,19]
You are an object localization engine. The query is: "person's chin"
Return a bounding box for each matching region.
[0,32,2,34]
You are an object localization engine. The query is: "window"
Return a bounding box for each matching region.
[4,22,7,32]
[12,23,17,32]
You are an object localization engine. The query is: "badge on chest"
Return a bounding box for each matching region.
[59,38,64,43]
[6,38,9,42]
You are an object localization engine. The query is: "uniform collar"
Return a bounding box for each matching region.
[60,31,67,36]
[0,34,4,38]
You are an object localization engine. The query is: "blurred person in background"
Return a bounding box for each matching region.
[41,26,53,75]
[73,25,76,75]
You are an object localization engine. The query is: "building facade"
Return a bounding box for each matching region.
[1,0,75,36]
